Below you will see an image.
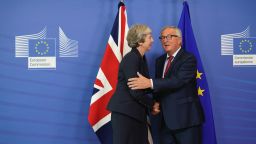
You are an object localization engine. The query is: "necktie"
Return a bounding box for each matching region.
[164,56,174,77]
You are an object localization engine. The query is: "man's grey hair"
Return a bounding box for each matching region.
[161,26,182,39]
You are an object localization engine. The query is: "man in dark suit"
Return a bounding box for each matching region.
[128,26,204,144]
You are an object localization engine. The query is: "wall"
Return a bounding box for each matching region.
[0,0,256,143]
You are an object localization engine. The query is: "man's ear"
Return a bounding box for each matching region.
[179,39,182,46]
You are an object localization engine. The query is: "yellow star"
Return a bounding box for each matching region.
[198,86,205,96]
[196,70,203,79]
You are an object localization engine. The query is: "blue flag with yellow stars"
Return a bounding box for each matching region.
[178,1,217,144]
[234,38,256,55]
[29,39,55,57]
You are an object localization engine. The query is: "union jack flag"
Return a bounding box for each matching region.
[88,2,131,143]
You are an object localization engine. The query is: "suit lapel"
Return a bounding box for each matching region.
[165,48,184,77]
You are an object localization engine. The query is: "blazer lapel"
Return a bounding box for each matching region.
[165,48,184,77]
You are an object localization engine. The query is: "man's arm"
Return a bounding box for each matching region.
[127,55,196,92]
[127,72,152,90]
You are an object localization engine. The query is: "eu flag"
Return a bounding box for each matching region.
[234,38,256,55]
[29,39,56,57]
[178,1,217,144]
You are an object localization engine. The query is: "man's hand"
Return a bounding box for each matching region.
[151,101,160,115]
[127,72,151,90]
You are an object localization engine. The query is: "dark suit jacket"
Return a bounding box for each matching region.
[107,48,153,122]
[153,48,204,130]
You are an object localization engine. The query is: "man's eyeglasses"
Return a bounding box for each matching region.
[159,34,179,41]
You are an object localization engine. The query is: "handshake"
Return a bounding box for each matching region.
[152,101,160,115]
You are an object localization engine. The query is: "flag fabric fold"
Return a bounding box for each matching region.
[88,2,130,143]
[178,1,217,144]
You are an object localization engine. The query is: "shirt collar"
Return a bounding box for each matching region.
[166,47,181,59]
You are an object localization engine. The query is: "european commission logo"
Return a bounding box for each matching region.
[15,27,78,70]
[221,26,256,67]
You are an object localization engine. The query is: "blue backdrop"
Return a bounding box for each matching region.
[1,0,256,144]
